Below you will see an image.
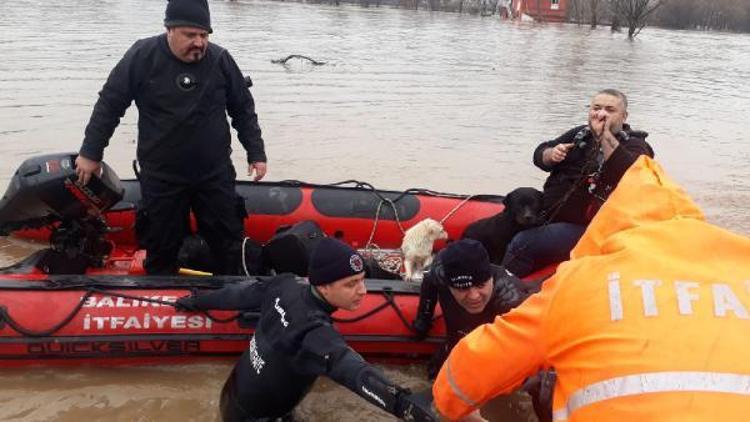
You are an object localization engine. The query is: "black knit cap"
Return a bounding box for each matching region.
[308,238,365,286]
[438,239,492,289]
[164,0,213,34]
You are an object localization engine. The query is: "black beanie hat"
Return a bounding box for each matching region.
[308,238,365,286]
[437,239,492,289]
[164,0,213,34]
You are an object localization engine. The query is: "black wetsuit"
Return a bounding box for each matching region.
[178,274,433,422]
[79,34,265,274]
[412,265,538,378]
[413,266,550,421]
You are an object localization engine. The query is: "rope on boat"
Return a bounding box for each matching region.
[332,289,414,332]
[439,194,475,225]
[86,288,247,324]
[0,285,423,338]
[0,288,248,337]
[0,290,94,337]
[363,199,407,277]
[361,190,477,278]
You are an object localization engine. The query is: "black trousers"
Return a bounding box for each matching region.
[219,372,296,422]
[138,169,244,275]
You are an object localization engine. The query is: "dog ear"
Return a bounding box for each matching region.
[502,191,514,209]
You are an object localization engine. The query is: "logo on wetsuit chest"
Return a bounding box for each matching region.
[274,297,290,327]
[248,335,265,375]
[176,73,198,92]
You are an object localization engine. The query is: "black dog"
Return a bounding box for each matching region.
[461,187,544,265]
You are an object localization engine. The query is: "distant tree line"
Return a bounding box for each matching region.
[654,0,750,31]
[570,0,750,35]
[301,0,750,35]
[306,0,501,15]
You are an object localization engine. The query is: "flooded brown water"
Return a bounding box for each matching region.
[1,0,749,420]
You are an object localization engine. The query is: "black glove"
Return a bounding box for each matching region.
[426,343,449,380]
[395,389,438,422]
[412,316,432,341]
[492,269,530,315]
[522,370,556,422]
[174,295,198,312]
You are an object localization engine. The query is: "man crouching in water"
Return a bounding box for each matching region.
[176,238,436,422]
[412,239,553,421]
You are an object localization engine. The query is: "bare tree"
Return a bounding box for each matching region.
[568,0,585,24]
[590,0,601,28]
[610,0,665,38]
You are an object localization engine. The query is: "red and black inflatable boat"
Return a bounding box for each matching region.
[0,153,513,366]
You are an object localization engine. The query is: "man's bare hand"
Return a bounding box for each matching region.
[457,409,489,422]
[592,116,620,160]
[74,155,102,186]
[248,161,267,181]
[543,143,575,166]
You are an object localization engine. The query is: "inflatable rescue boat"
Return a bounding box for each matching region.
[0,153,510,366]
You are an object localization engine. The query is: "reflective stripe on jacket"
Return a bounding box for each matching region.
[433,156,750,421]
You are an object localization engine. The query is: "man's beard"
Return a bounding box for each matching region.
[189,48,205,62]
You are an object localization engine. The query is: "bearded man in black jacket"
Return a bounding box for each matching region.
[502,89,654,277]
[75,0,266,275]
[176,238,436,422]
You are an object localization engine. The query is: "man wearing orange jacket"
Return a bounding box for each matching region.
[433,156,750,421]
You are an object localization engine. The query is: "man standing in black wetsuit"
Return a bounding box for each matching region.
[176,238,436,422]
[75,0,267,275]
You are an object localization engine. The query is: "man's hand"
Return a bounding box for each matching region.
[396,389,438,422]
[248,161,267,181]
[174,295,198,312]
[590,116,620,160]
[412,317,432,341]
[74,155,102,186]
[457,409,489,422]
[542,143,574,166]
[493,274,526,315]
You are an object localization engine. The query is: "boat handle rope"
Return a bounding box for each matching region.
[0,287,432,339]
[0,290,95,337]
[364,199,406,276]
[439,194,475,226]
[85,287,247,324]
[332,289,414,333]
[0,288,251,338]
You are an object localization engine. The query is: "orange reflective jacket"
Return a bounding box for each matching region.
[433,157,750,421]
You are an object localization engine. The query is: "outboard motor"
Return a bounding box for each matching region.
[0,153,124,273]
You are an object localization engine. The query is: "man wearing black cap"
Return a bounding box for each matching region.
[412,239,553,421]
[411,239,552,421]
[412,239,539,378]
[75,0,267,275]
[176,238,436,422]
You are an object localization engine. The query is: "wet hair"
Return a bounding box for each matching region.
[596,89,628,110]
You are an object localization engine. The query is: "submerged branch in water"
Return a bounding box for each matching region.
[271,55,327,66]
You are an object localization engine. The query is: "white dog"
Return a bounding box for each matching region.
[400,218,448,282]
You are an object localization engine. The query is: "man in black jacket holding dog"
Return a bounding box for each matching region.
[502,89,654,277]
[75,0,267,275]
[176,238,436,422]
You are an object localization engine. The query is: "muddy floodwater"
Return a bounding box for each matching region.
[1,0,749,420]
